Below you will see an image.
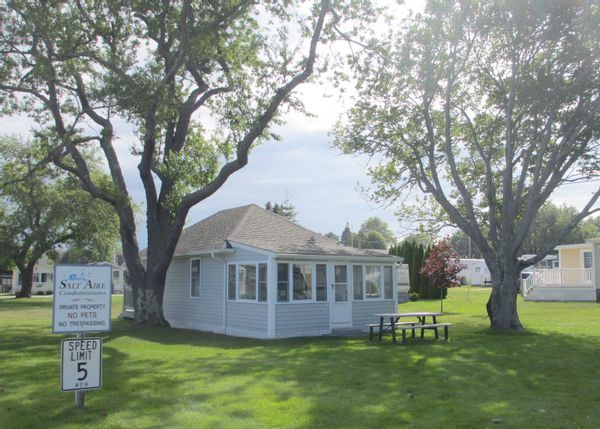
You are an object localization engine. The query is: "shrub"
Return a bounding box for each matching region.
[409,292,420,301]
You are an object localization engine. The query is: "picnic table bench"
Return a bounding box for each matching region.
[369,312,451,344]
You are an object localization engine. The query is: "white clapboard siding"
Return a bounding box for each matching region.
[275,303,330,338]
[352,300,395,330]
[163,256,225,333]
[225,302,268,338]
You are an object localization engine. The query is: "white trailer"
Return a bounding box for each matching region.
[458,259,491,286]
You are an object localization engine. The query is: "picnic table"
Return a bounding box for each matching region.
[371,312,449,344]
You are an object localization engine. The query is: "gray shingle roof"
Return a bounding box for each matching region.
[172,204,392,258]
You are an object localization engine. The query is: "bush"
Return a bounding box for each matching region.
[409,292,420,301]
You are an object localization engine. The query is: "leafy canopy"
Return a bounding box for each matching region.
[335,0,600,268]
[0,136,120,271]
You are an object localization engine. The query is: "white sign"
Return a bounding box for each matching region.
[61,338,102,391]
[53,265,112,333]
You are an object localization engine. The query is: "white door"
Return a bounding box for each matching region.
[330,264,352,327]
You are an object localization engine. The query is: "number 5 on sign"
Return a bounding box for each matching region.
[61,338,102,391]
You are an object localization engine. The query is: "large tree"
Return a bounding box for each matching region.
[357,216,395,249]
[521,203,600,254]
[0,137,119,298]
[451,203,600,258]
[0,1,372,324]
[335,1,600,329]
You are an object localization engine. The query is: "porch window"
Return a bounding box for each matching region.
[316,264,327,301]
[365,266,382,298]
[258,263,267,302]
[277,263,289,302]
[384,266,393,299]
[239,264,257,300]
[33,273,40,283]
[353,265,363,300]
[293,264,312,300]
[191,259,201,297]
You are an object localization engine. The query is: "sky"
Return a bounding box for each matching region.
[1,0,598,249]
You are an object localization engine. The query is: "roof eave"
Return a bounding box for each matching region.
[555,242,592,250]
[274,253,403,263]
[183,248,235,257]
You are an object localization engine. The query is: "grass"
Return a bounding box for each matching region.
[1,288,599,429]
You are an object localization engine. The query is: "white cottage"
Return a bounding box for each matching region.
[522,240,599,301]
[12,254,54,295]
[89,262,128,293]
[161,204,402,339]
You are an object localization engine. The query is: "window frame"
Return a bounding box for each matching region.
[582,251,593,269]
[352,264,395,301]
[352,264,364,301]
[277,261,329,304]
[227,261,268,303]
[292,262,313,301]
[190,258,201,298]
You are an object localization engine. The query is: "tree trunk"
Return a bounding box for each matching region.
[134,251,170,326]
[15,264,34,298]
[130,212,182,327]
[486,272,523,330]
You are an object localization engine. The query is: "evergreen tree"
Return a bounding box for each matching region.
[340,223,354,247]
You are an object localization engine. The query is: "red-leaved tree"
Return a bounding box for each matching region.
[421,238,465,312]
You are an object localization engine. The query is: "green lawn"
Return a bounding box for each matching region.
[1,288,599,429]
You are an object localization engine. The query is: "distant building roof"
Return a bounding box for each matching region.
[168,204,393,259]
[520,254,558,261]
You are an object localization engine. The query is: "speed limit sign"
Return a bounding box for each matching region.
[61,338,102,391]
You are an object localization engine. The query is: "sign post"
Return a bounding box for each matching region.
[53,265,112,408]
[61,335,103,407]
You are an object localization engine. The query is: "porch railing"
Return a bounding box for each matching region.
[530,268,593,288]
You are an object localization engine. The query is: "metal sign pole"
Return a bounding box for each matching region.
[75,333,85,409]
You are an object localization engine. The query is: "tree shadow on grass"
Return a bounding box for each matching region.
[3,315,600,428]
[0,297,53,311]
[103,320,600,426]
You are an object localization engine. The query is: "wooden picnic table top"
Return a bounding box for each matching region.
[375,312,442,318]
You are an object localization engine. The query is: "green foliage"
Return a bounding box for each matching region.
[323,232,339,242]
[340,222,356,247]
[449,230,482,259]
[390,240,442,299]
[0,0,375,317]
[451,203,600,258]
[157,128,221,214]
[265,200,298,223]
[335,0,600,255]
[522,203,600,254]
[0,137,120,291]
[339,217,396,249]
[408,291,419,301]
[356,217,396,249]
[336,0,600,327]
